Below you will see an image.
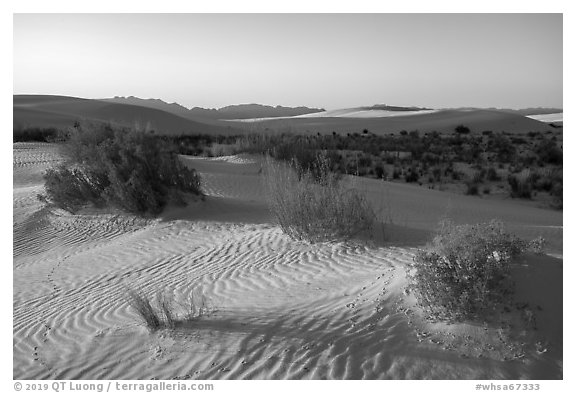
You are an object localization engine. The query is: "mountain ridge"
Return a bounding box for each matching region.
[102,96,326,120]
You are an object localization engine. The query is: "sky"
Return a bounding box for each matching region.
[13,13,563,110]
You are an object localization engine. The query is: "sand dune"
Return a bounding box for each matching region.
[14,96,558,137]
[227,109,554,135]
[13,95,235,135]
[526,113,563,123]
[13,143,562,379]
[230,108,439,122]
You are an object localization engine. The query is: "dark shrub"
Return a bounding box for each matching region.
[358,155,373,168]
[486,167,500,181]
[471,169,485,183]
[42,166,107,212]
[409,220,529,321]
[13,127,61,142]
[431,166,442,182]
[405,169,419,183]
[374,164,386,179]
[465,182,479,195]
[455,125,471,135]
[550,183,562,209]
[490,134,516,162]
[42,123,203,215]
[508,174,532,199]
[535,139,563,165]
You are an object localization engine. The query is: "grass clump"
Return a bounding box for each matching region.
[126,288,210,331]
[263,154,374,243]
[42,122,202,215]
[409,220,537,322]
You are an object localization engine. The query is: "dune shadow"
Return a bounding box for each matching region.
[364,221,432,248]
[160,196,273,225]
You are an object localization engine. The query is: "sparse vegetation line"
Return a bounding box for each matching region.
[179,128,561,210]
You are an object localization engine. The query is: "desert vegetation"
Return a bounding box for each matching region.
[263,154,374,243]
[166,127,562,209]
[13,125,61,142]
[409,220,543,322]
[20,121,562,210]
[40,122,203,215]
[126,288,210,331]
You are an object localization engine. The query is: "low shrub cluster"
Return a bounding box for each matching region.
[409,220,540,321]
[13,126,61,142]
[263,154,375,243]
[42,123,203,215]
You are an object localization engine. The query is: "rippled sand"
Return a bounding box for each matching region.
[13,143,562,379]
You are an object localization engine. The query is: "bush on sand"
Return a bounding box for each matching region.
[263,154,374,243]
[42,122,202,215]
[409,220,541,322]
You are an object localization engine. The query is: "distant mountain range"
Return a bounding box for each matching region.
[102,96,326,120]
[359,104,433,112]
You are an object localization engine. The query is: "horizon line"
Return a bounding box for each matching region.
[12,93,564,112]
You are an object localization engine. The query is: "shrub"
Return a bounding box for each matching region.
[471,169,485,183]
[263,155,374,243]
[465,182,479,195]
[374,164,386,179]
[508,174,532,199]
[409,220,529,321]
[486,167,500,181]
[42,165,108,212]
[451,170,462,181]
[550,183,562,209]
[126,288,210,331]
[13,126,61,142]
[42,123,203,214]
[455,125,471,135]
[535,139,562,165]
[358,155,373,168]
[405,170,419,183]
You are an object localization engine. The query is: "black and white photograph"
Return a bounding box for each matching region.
[10,7,565,384]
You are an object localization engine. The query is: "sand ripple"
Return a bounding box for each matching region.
[13,145,562,379]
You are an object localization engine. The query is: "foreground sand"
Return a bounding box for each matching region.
[13,143,562,379]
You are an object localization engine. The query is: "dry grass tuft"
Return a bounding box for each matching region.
[126,288,210,331]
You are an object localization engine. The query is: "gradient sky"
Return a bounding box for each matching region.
[13,13,562,110]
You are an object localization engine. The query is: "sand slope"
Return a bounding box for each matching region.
[13,144,562,379]
[226,109,554,135]
[13,95,235,135]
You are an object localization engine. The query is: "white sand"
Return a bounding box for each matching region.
[526,113,563,123]
[227,108,439,122]
[13,143,562,379]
